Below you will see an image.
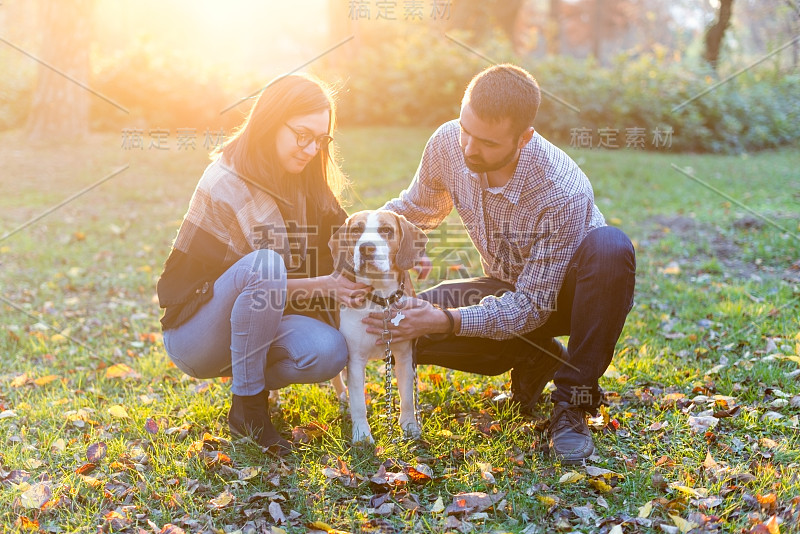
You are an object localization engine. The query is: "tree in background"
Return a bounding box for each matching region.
[447,0,526,45]
[26,0,95,141]
[703,0,735,71]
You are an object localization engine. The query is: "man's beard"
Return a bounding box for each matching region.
[463,144,519,174]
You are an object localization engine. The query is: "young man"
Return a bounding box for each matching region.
[363,64,636,464]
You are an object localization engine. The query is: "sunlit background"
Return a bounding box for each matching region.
[0,0,798,152]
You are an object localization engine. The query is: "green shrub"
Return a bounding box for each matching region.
[328,36,800,153]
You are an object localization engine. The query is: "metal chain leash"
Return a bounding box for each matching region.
[379,302,421,444]
[381,305,396,443]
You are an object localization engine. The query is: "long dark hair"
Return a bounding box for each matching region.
[216,73,347,221]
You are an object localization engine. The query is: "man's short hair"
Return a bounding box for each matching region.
[462,64,541,136]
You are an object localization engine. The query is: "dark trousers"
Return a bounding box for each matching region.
[416,226,636,409]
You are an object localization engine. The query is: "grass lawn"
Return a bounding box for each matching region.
[1,127,799,533]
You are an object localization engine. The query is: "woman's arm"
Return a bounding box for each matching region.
[287,273,371,308]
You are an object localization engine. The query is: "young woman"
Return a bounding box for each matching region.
[157,74,369,456]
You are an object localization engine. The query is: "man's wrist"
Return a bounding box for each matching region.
[432,304,457,336]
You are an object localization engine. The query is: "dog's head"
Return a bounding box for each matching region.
[328,210,427,279]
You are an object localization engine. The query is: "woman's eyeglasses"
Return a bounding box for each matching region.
[285,123,333,151]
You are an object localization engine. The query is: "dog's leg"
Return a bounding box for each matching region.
[331,371,348,404]
[345,359,374,444]
[394,349,421,439]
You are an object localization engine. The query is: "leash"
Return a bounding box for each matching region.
[374,282,421,443]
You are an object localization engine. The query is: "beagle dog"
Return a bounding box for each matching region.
[328,210,427,444]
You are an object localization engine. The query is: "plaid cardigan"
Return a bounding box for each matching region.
[157,159,345,330]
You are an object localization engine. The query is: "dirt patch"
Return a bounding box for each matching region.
[640,214,799,283]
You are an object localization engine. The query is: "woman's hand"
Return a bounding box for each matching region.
[325,272,372,307]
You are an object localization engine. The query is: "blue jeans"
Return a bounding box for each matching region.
[416,226,636,409]
[163,249,348,396]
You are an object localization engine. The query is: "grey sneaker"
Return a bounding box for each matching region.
[510,339,566,414]
[548,402,595,464]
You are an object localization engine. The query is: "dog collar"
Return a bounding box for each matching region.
[367,282,405,308]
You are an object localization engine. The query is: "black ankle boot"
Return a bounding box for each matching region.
[228,391,292,456]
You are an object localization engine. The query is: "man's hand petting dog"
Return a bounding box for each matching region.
[363,297,456,344]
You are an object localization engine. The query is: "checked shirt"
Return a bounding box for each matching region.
[383,120,606,340]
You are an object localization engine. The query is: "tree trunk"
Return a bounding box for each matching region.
[546,0,562,55]
[703,0,735,71]
[26,0,94,141]
[591,0,605,61]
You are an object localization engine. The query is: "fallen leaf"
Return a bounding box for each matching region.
[209,490,235,509]
[588,478,614,493]
[688,416,718,433]
[671,484,708,498]
[291,421,328,443]
[660,261,681,275]
[757,493,778,513]
[444,491,506,516]
[33,375,59,386]
[269,501,287,524]
[585,466,614,477]
[14,516,39,531]
[10,374,29,387]
[669,513,699,533]
[19,482,51,509]
[407,464,433,484]
[86,442,108,462]
[559,471,585,484]
[703,451,719,471]
[536,494,559,507]
[144,418,159,435]
[639,501,653,518]
[104,363,140,379]
[75,462,97,476]
[108,405,130,419]
[430,496,445,513]
[239,466,261,480]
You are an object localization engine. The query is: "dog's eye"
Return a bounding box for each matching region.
[350,223,364,237]
[378,226,394,239]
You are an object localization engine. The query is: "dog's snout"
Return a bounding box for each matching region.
[358,242,377,257]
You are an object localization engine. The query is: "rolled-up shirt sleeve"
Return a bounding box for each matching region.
[458,193,593,339]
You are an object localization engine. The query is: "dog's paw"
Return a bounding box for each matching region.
[337,391,349,404]
[352,425,374,445]
[400,420,422,440]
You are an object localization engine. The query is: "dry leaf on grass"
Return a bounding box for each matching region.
[444,491,506,516]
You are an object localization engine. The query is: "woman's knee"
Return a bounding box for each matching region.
[241,249,287,281]
[315,329,348,379]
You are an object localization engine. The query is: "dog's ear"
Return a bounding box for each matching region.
[393,212,427,271]
[328,216,354,275]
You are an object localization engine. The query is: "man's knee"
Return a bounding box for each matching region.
[582,227,635,270]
